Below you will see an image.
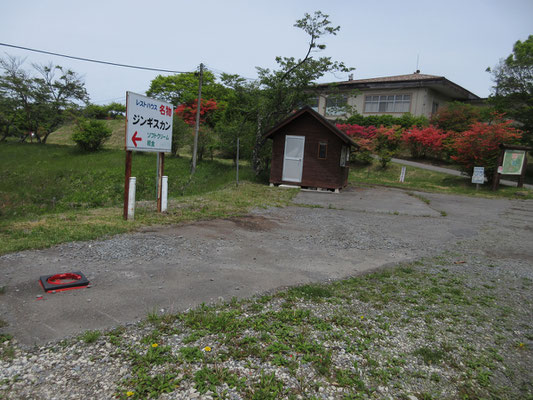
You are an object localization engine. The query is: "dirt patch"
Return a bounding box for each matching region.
[225,215,280,231]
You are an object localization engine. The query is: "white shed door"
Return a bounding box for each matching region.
[282,135,305,183]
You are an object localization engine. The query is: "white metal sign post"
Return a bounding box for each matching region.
[124,92,173,219]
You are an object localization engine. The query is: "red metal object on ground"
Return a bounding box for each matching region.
[39,271,89,293]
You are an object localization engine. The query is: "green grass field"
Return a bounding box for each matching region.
[0,142,296,254]
[350,160,533,199]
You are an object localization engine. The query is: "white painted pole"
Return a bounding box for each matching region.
[161,176,168,212]
[127,177,136,220]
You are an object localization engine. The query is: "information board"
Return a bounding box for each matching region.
[126,92,173,152]
[471,167,485,184]
[501,150,526,175]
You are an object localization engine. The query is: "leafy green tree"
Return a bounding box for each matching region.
[218,11,353,175]
[487,35,533,146]
[0,55,88,143]
[171,114,193,157]
[83,102,126,120]
[147,71,228,106]
[72,118,112,151]
[0,95,21,141]
[429,101,482,133]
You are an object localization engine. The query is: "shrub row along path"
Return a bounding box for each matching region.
[390,157,533,189]
[0,186,532,399]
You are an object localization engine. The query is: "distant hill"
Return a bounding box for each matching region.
[47,119,125,149]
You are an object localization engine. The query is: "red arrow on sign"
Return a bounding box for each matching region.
[132,131,142,147]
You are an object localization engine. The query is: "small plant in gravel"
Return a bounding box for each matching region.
[193,366,246,395]
[249,371,287,399]
[288,284,333,300]
[80,330,101,344]
[179,346,204,362]
[118,371,180,399]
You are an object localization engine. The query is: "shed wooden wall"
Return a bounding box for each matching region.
[269,113,349,189]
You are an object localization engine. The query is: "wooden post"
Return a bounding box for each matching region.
[157,152,165,212]
[518,152,528,188]
[236,138,240,186]
[123,150,133,219]
[492,148,504,191]
[191,63,204,174]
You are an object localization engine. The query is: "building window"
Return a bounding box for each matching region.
[318,142,328,159]
[340,146,350,167]
[326,95,348,116]
[432,101,439,115]
[308,97,319,112]
[364,94,411,113]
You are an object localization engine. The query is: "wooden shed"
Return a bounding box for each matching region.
[264,106,358,191]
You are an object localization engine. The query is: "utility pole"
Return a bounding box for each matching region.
[191,63,204,174]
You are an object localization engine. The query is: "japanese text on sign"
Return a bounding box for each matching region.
[126,92,173,152]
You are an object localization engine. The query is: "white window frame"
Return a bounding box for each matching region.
[364,94,411,113]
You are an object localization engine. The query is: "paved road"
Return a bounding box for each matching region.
[390,157,533,189]
[1,187,532,346]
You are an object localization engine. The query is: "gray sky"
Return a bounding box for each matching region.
[2,0,532,104]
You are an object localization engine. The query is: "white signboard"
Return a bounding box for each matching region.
[471,166,485,184]
[399,166,406,183]
[126,92,173,152]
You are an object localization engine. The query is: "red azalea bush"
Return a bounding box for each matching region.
[373,125,403,167]
[336,123,377,163]
[336,123,377,139]
[401,125,448,158]
[450,119,522,178]
[175,98,218,126]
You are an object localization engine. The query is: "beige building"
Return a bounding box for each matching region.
[312,72,481,120]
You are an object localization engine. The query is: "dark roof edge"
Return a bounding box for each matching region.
[262,106,358,148]
[317,76,480,100]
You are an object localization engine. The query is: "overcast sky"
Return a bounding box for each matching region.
[1,0,532,104]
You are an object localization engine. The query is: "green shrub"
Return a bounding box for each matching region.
[72,119,112,151]
[345,113,428,129]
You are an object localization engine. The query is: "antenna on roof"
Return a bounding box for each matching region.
[415,54,420,74]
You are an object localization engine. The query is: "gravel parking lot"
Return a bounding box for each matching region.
[1,186,532,399]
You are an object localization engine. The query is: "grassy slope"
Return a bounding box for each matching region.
[350,160,533,199]
[47,119,126,149]
[0,142,295,254]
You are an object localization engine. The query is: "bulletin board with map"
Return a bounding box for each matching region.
[492,145,531,190]
[501,150,526,175]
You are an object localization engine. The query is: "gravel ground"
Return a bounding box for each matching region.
[0,188,532,399]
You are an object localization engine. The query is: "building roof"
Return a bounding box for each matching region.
[316,72,480,101]
[263,106,358,147]
[340,73,444,84]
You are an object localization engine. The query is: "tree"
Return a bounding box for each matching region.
[175,98,219,126]
[430,101,482,133]
[147,71,228,106]
[450,118,522,179]
[487,35,533,146]
[174,99,220,161]
[171,115,192,157]
[216,11,353,175]
[0,95,21,141]
[0,55,88,143]
[373,125,403,168]
[249,11,352,174]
